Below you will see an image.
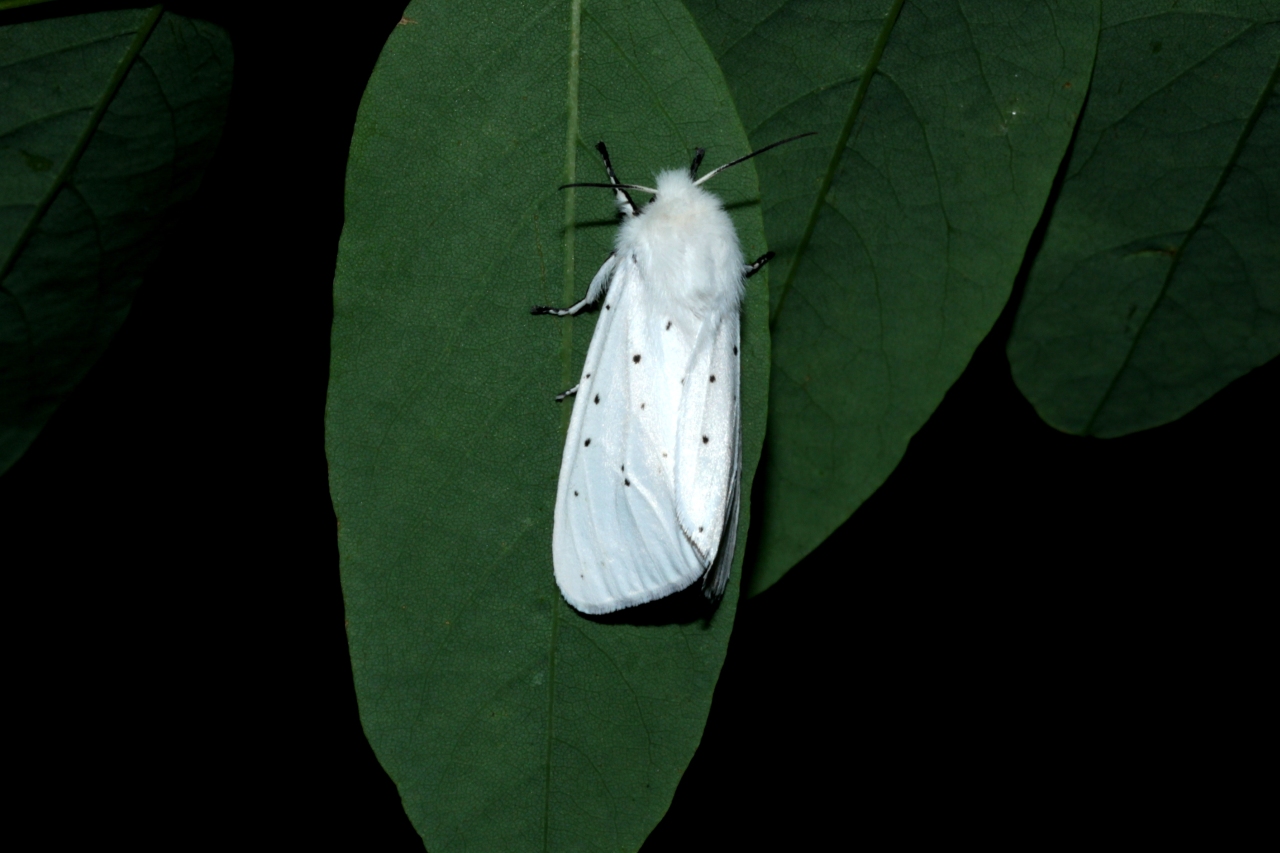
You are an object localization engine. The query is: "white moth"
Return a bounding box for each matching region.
[535,135,810,614]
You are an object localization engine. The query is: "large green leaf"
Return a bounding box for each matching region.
[326,1,770,849]
[684,0,1099,593]
[1008,3,1279,437]
[0,7,233,472]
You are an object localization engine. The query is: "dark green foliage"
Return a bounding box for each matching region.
[0,7,232,471]
[1008,3,1279,436]
[327,2,1279,848]
[685,0,1100,591]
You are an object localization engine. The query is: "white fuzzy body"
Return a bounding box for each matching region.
[553,169,745,614]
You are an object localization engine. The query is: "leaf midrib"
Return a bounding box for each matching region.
[768,0,906,327]
[546,2,582,847]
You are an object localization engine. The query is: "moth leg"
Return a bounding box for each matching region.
[744,251,775,279]
[531,251,618,315]
[531,300,591,317]
[595,142,640,217]
[555,384,579,402]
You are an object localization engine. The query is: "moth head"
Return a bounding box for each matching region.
[649,169,703,207]
[557,134,816,215]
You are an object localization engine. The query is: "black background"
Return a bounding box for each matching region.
[5,3,1273,847]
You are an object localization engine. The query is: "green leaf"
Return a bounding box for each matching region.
[1007,4,1280,437]
[684,0,1100,593]
[326,2,769,849]
[0,1,59,12]
[0,7,233,473]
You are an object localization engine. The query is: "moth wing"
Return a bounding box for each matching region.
[673,310,741,597]
[703,438,740,601]
[553,256,704,614]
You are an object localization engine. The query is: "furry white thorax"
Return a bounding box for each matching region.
[616,170,745,321]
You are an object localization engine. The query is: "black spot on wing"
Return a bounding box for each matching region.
[584,438,591,446]
[624,479,631,487]
[702,435,709,444]
[709,375,716,382]
[594,394,599,404]
[733,346,738,355]
[633,354,641,363]
[665,321,672,330]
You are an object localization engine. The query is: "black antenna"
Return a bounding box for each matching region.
[559,142,657,201]
[594,141,640,215]
[695,132,816,185]
[689,147,706,179]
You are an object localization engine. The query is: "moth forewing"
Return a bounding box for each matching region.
[551,256,705,614]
